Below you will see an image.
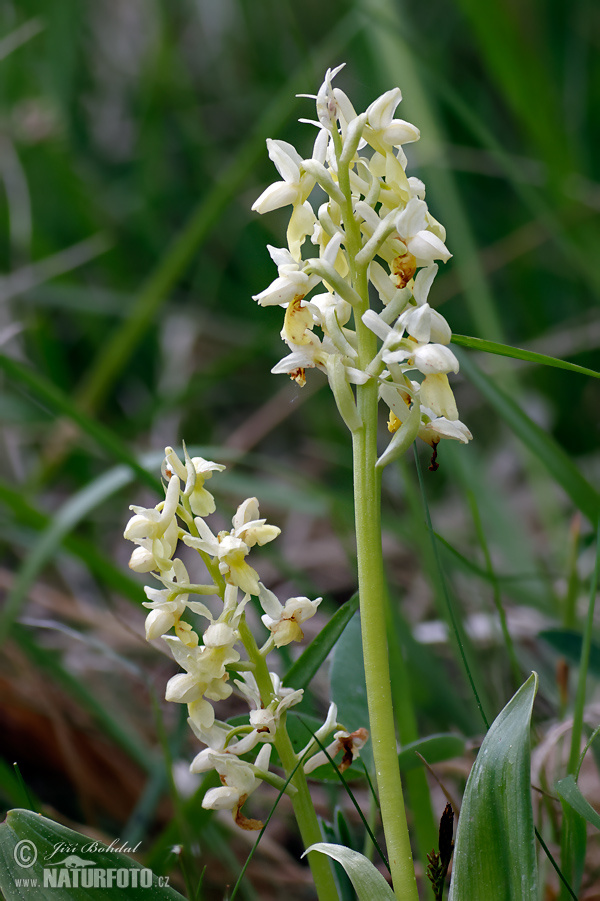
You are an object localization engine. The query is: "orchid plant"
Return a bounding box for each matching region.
[125,66,475,900]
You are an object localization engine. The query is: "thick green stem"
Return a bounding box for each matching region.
[352,388,419,901]
[238,618,339,901]
[332,120,418,901]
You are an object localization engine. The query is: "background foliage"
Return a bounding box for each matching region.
[0,0,599,898]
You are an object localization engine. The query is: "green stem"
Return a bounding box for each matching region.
[352,392,419,901]
[238,617,339,901]
[333,116,418,901]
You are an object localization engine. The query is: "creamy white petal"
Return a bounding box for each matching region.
[266,138,303,182]
[413,344,459,375]
[406,231,452,264]
[419,373,459,420]
[383,120,420,145]
[366,88,402,129]
[362,309,393,341]
[252,181,298,214]
[412,264,438,306]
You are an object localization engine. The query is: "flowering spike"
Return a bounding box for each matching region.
[124,447,335,832]
[252,65,471,459]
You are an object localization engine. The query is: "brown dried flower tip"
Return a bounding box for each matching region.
[392,251,417,288]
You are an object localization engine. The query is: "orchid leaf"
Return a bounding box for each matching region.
[303,843,396,901]
[0,809,185,900]
[449,673,538,900]
[556,775,600,831]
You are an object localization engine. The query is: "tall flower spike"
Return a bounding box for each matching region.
[252,65,471,461]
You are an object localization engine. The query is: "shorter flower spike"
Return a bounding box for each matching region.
[124,447,331,831]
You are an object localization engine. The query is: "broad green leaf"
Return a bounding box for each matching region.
[303,843,395,901]
[556,774,600,831]
[458,353,600,525]
[0,809,185,900]
[539,629,600,679]
[283,592,359,690]
[451,335,600,380]
[320,818,356,901]
[449,673,538,901]
[330,613,373,772]
[397,734,466,772]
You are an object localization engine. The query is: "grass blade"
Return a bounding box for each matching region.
[452,334,600,379]
[0,464,138,643]
[458,352,600,525]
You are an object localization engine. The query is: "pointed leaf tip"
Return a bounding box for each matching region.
[449,673,538,901]
[303,843,396,900]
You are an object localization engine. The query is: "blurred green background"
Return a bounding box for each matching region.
[0,0,599,897]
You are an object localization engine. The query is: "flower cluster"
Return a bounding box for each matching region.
[125,446,366,828]
[252,64,471,465]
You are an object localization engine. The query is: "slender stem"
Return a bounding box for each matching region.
[352,394,419,901]
[333,121,418,901]
[238,617,339,901]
